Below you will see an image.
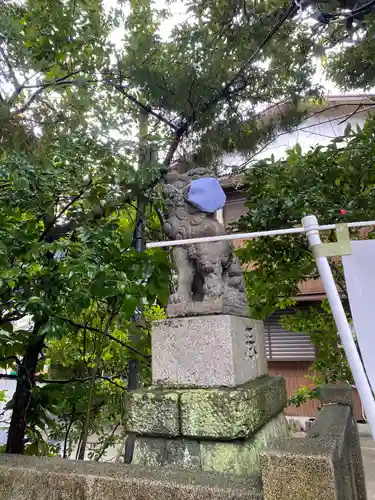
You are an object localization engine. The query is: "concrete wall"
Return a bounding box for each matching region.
[261,384,367,500]
[0,455,261,500]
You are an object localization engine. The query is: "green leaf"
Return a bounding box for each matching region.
[8,279,16,289]
[28,296,42,304]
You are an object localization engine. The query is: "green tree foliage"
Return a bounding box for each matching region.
[0,137,170,454]
[122,0,322,167]
[1,0,322,167]
[324,14,375,90]
[282,301,353,407]
[0,0,167,456]
[237,118,375,400]
[0,0,325,455]
[3,0,371,454]
[39,304,165,460]
[237,118,375,318]
[0,105,170,456]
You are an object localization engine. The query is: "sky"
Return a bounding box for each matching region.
[104,0,369,96]
[103,0,373,164]
[2,0,370,163]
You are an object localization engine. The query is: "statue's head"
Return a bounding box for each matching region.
[170,158,192,174]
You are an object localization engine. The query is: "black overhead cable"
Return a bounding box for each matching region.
[244,3,298,67]
[220,2,297,98]
[295,0,375,27]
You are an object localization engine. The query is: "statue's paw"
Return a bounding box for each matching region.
[169,293,190,304]
[228,276,246,292]
[203,284,223,299]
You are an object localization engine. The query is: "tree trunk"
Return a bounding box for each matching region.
[6,320,46,454]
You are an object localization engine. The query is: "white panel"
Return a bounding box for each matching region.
[342,240,375,394]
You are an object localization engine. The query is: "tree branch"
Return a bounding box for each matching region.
[39,180,93,241]
[107,332,150,361]
[0,373,125,389]
[77,305,118,460]
[0,312,24,324]
[37,375,125,389]
[41,183,140,242]
[59,317,151,360]
[8,87,46,118]
[163,125,187,167]
[304,102,375,122]
[0,356,20,366]
[94,422,121,461]
[0,42,21,90]
[338,104,363,125]
[5,71,84,119]
[113,84,179,131]
[330,262,348,298]
[63,411,75,458]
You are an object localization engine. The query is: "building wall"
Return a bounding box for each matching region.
[221,98,373,170]
[268,361,363,420]
[268,360,319,417]
[251,102,370,162]
[223,191,247,228]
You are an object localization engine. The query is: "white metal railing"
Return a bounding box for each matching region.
[146,220,375,248]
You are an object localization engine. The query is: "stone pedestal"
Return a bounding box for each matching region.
[125,314,289,476]
[152,315,267,387]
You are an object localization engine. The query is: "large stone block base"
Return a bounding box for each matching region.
[132,413,290,476]
[125,376,287,439]
[125,376,289,476]
[152,315,267,387]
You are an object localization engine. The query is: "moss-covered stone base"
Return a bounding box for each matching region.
[125,376,287,439]
[132,412,290,476]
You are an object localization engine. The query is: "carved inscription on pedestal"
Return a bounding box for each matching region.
[244,325,257,360]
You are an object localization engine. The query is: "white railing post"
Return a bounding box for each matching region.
[302,215,375,439]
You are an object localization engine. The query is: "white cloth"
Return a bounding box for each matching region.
[342,240,375,394]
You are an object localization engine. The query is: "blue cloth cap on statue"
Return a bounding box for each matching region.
[187,177,226,213]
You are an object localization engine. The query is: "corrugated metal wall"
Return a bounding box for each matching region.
[264,308,316,361]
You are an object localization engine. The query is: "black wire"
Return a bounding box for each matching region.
[222,2,297,97]
[307,0,375,23]
[245,3,298,66]
[346,0,375,18]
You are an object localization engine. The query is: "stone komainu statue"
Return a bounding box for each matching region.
[163,164,249,318]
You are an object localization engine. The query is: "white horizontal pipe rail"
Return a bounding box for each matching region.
[146,220,375,248]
